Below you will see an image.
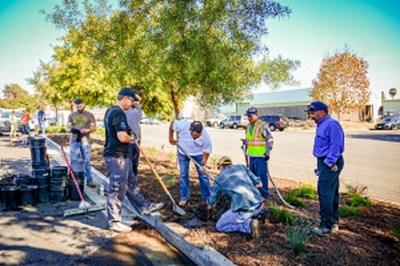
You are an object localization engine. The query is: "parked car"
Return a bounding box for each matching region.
[375,117,400,130]
[220,115,249,129]
[259,115,289,131]
[141,117,161,125]
[206,114,227,127]
[0,109,38,135]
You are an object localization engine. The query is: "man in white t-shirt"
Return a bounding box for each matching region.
[169,120,212,206]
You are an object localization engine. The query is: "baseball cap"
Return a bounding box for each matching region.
[217,156,233,167]
[189,121,203,132]
[245,107,258,116]
[304,101,328,112]
[118,87,139,101]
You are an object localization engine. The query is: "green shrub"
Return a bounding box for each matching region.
[296,183,317,199]
[339,205,362,217]
[286,191,306,207]
[209,155,220,169]
[92,127,105,138]
[163,174,178,186]
[167,152,177,161]
[286,219,311,256]
[344,183,368,197]
[148,146,157,155]
[350,194,372,207]
[269,206,296,225]
[46,126,67,133]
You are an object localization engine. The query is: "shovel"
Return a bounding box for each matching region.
[176,143,214,180]
[134,139,186,216]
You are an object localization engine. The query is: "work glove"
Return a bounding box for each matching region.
[264,155,270,161]
[70,127,80,134]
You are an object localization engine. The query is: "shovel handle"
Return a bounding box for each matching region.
[134,140,175,201]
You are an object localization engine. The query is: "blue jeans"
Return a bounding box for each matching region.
[128,141,140,176]
[249,157,269,199]
[39,121,46,134]
[104,156,150,224]
[216,204,263,234]
[21,124,30,135]
[178,153,211,200]
[317,156,344,229]
[70,141,93,182]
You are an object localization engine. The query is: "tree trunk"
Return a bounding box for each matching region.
[170,88,180,119]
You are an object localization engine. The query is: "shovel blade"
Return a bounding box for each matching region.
[173,204,186,216]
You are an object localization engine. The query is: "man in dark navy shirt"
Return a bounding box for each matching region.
[103,87,164,233]
[305,101,345,236]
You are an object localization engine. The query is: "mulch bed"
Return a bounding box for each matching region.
[48,134,400,266]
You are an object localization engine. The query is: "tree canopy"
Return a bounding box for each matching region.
[310,47,370,119]
[0,84,40,113]
[38,0,299,118]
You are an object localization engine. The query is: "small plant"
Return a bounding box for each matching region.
[46,125,67,133]
[148,146,158,155]
[167,152,177,161]
[286,191,306,207]
[296,183,317,199]
[350,194,372,207]
[269,206,296,225]
[286,219,311,256]
[388,224,400,250]
[162,174,177,186]
[92,127,105,138]
[339,205,362,217]
[209,155,220,169]
[344,183,368,197]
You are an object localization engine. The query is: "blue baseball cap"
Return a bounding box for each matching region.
[118,87,139,101]
[304,101,328,112]
[245,107,258,116]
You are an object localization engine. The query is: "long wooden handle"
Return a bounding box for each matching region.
[134,140,173,197]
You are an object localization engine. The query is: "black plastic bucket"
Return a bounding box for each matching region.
[15,174,34,187]
[30,137,47,167]
[37,185,50,203]
[2,185,20,210]
[68,172,84,201]
[32,168,50,186]
[51,166,68,182]
[0,182,13,204]
[20,185,38,206]
[51,186,67,202]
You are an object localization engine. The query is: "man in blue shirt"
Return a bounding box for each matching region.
[305,101,345,236]
[207,156,267,239]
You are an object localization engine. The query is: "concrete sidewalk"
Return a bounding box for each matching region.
[0,136,192,266]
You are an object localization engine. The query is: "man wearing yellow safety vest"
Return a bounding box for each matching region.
[244,107,274,201]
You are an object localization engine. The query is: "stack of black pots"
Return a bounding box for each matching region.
[51,166,68,202]
[30,136,51,203]
[0,174,37,210]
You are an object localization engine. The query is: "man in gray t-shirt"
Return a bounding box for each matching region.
[67,98,97,188]
[124,89,142,176]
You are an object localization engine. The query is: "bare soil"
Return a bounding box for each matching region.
[49,134,400,266]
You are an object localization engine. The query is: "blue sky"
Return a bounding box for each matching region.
[0,0,399,98]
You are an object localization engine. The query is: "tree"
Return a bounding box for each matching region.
[389,87,397,99]
[311,47,370,120]
[43,0,297,118]
[0,84,40,112]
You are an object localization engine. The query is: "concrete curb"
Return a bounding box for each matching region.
[46,137,236,266]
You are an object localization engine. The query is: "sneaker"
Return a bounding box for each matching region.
[109,222,132,233]
[144,202,165,215]
[87,181,96,188]
[178,199,188,207]
[332,223,339,233]
[311,226,332,236]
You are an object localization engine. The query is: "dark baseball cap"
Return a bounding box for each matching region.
[118,87,139,101]
[245,107,258,116]
[304,101,328,112]
[189,121,203,132]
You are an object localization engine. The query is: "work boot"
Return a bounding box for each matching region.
[311,226,332,236]
[144,202,165,215]
[250,219,260,239]
[87,181,96,188]
[253,208,269,224]
[178,199,188,207]
[109,222,132,233]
